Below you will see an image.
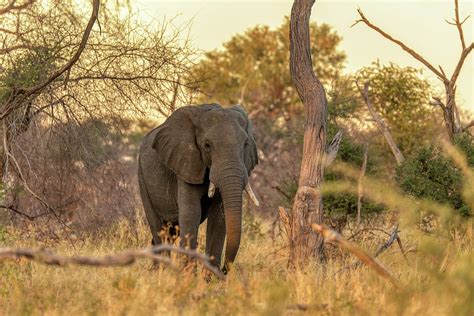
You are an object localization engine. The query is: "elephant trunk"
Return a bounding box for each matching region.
[220,178,243,272]
[213,162,245,273]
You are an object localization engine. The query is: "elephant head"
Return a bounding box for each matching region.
[152,103,258,271]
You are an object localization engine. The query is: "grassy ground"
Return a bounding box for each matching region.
[0,212,473,316]
[1,147,473,315]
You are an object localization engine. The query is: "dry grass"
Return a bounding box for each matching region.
[0,213,473,316]
[1,146,473,316]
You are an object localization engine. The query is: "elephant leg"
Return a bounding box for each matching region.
[177,180,203,250]
[206,195,225,268]
[138,167,161,246]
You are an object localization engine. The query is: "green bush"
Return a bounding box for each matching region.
[396,134,473,216]
[324,127,384,218]
[277,126,385,218]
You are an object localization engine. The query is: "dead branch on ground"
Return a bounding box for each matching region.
[0,245,225,279]
[373,225,407,261]
[338,225,409,272]
[311,223,401,288]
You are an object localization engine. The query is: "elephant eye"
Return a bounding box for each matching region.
[204,141,211,151]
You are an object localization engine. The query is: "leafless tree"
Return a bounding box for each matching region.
[0,0,200,228]
[354,0,473,139]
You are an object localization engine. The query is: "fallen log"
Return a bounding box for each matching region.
[311,223,401,288]
[0,245,225,279]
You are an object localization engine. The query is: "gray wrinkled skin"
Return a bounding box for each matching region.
[138,104,258,271]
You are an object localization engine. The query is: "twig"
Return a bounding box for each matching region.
[0,204,42,221]
[453,0,467,50]
[342,225,409,271]
[373,225,400,257]
[347,227,391,241]
[0,245,225,279]
[0,0,100,120]
[462,120,474,132]
[396,236,410,264]
[272,186,292,200]
[0,200,76,221]
[355,8,447,82]
[0,0,36,15]
[311,223,401,288]
[2,120,73,233]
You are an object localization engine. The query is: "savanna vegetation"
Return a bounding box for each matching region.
[1,0,473,315]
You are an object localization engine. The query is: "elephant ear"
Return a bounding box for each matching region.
[230,105,258,175]
[152,104,220,184]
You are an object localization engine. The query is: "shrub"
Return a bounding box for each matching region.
[324,128,384,219]
[396,133,474,216]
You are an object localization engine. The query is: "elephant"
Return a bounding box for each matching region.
[138,103,259,273]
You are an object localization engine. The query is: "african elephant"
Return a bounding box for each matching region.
[138,103,259,273]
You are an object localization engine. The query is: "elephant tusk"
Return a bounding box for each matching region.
[208,182,216,198]
[244,183,260,207]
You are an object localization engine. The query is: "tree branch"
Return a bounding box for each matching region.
[357,82,404,165]
[0,245,225,279]
[463,120,474,132]
[449,42,473,88]
[453,0,468,50]
[0,204,35,221]
[25,0,99,95]
[2,121,73,234]
[355,8,447,83]
[0,0,35,15]
[311,223,401,288]
[0,0,99,120]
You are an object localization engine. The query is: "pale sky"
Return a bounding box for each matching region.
[135,0,473,115]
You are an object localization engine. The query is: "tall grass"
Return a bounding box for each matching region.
[0,146,473,315]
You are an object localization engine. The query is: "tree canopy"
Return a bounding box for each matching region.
[192,18,346,116]
[355,62,442,154]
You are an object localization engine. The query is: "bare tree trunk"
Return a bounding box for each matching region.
[289,0,327,267]
[442,84,462,138]
[358,82,404,165]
